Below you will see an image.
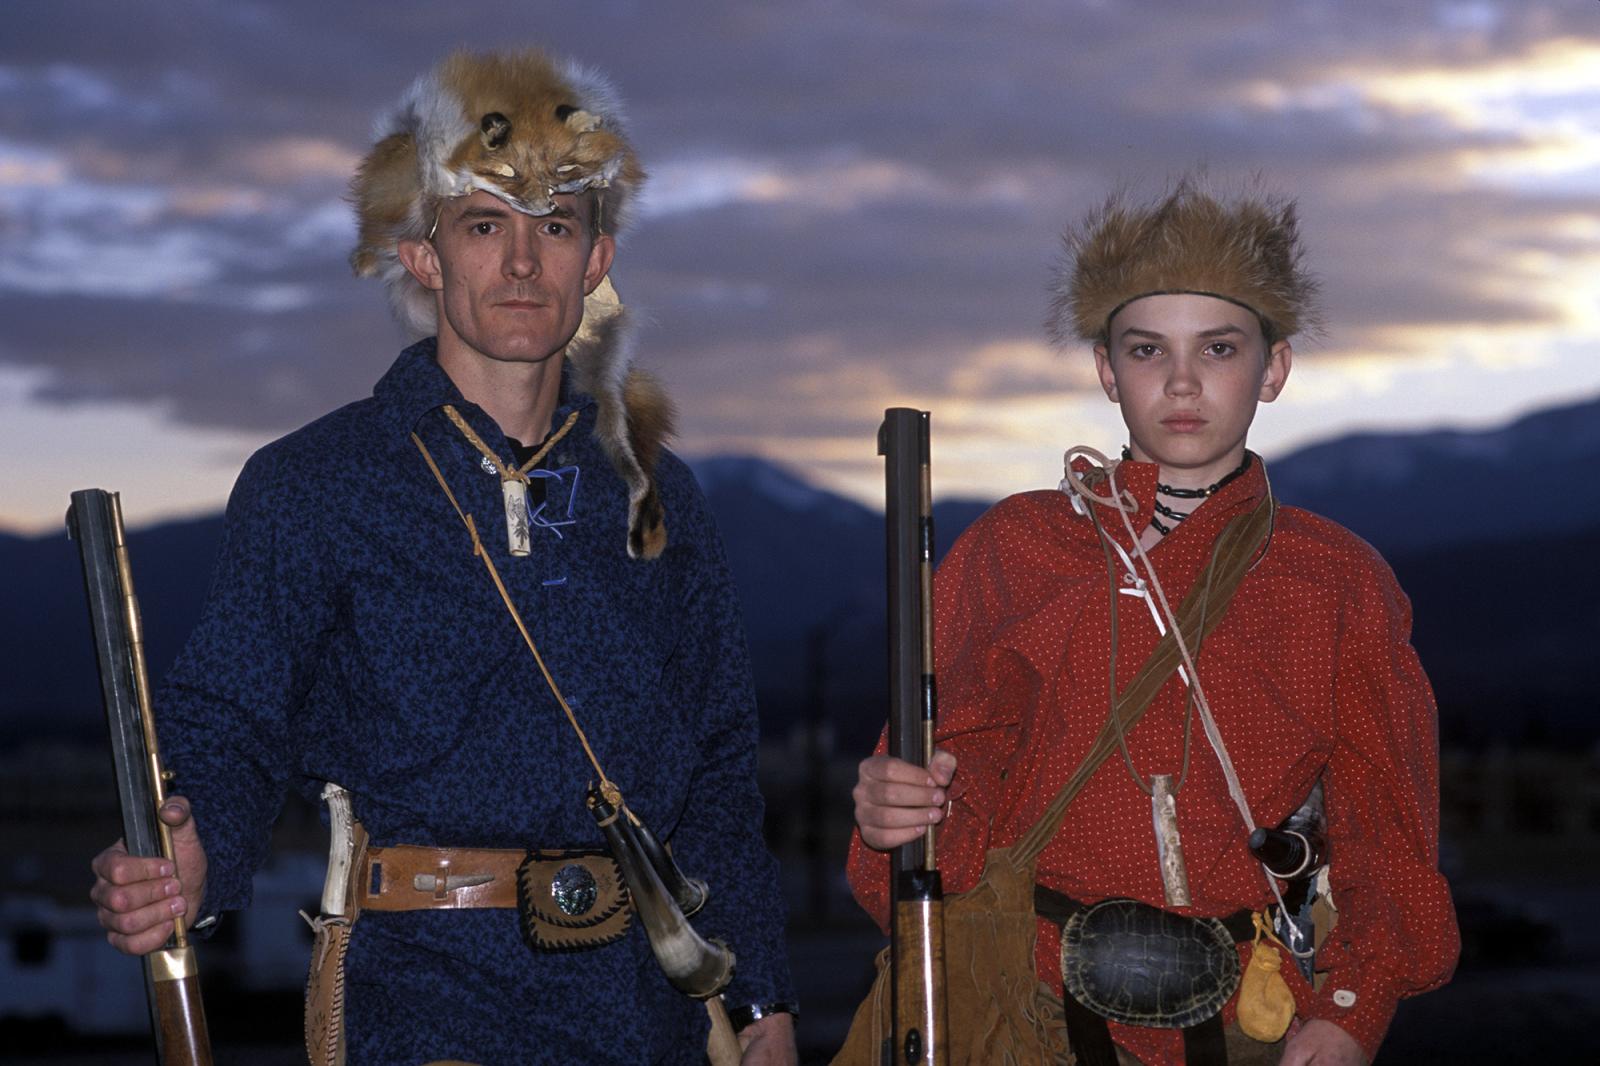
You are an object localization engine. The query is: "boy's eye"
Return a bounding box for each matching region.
[471,221,498,236]
[1130,343,1160,358]
[541,220,571,237]
[1206,342,1236,358]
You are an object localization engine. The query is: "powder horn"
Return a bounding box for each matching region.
[629,812,710,917]
[589,788,734,998]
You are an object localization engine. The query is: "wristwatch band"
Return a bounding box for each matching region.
[726,1001,800,1032]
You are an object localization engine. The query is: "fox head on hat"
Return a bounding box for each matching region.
[350,49,670,559]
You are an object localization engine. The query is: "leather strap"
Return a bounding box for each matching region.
[1058,989,1229,1066]
[358,844,525,911]
[1034,885,1255,944]
[1006,491,1274,872]
[1020,494,1274,1066]
[1183,1014,1229,1066]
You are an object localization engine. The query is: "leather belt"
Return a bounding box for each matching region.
[359,844,524,911]
[1035,884,1256,941]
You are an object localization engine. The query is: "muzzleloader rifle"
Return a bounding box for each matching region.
[68,488,213,1066]
[880,409,948,1066]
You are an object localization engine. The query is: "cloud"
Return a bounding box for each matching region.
[946,339,1101,399]
[0,126,354,307]
[232,138,362,185]
[1,0,1597,529]
[0,139,69,186]
[1235,35,1600,193]
[0,228,221,298]
[0,288,398,433]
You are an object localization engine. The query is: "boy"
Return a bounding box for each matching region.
[848,182,1458,1066]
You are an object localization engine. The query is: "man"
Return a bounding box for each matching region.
[847,182,1458,1065]
[90,48,797,1065]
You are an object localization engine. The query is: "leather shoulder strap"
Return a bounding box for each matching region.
[1006,493,1274,870]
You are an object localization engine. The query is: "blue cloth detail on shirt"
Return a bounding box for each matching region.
[528,464,581,540]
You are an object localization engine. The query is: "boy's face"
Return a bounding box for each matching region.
[1094,293,1292,490]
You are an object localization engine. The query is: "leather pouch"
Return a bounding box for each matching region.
[516,848,632,952]
[1236,912,1296,1042]
[305,913,353,1066]
[305,784,362,1066]
[833,846,1071,1065]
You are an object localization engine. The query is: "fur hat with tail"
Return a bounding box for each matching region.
[351,48,671,559]
[565,277,675,560]
[1051,178,1321,345]
[350,48,645,337]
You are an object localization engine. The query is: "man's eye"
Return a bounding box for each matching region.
[541,221,570,236]
[471,221,497,235]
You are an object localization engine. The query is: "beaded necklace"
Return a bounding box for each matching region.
[1128,450,1254,535]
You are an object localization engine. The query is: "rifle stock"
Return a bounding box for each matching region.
[880,410,948,1066]
[69,489,214,1066]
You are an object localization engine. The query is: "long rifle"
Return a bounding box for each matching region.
[880,409,948,1066]
[68,489,214,1066]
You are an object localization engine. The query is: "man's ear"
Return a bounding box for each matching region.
[584,233,617,295]
[397,238,444,292]
[1094,343,1119,402]
[1260,340,1293,402]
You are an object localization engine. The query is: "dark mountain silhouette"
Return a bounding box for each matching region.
[5,393,1597,750]
[2,515,223,740]
[1263,394,1600,556]
[692,456,987,752]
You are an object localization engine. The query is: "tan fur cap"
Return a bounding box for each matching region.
[1051,179,1321,344]
[349,49,646,337]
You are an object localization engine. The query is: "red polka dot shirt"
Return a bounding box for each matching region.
[847,457,1460,1064]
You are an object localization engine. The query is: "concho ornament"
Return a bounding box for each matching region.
[552,863,598,916]
[1061,898,1241,1029]
[516,849,631,952]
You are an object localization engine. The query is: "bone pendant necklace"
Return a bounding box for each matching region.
[1106,555,1214,906]
[442,405,580,556]
[1109,685,1198,906]
[501,478,532,555]
[1150,773,1191,907]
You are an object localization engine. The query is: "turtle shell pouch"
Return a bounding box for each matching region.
[1061,898,1242,1029]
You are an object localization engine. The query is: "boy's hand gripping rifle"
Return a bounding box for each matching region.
[68,489,214,1066]
[881,409,948,1066]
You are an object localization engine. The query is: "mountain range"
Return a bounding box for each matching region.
[5,393,1598,752]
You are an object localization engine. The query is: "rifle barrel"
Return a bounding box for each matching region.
[879,410,948,1066]
[69,488,214,1066]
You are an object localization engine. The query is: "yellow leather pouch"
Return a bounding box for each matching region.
[1237,911,1296,1043]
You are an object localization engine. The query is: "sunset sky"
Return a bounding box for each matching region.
[3,0,1597,533]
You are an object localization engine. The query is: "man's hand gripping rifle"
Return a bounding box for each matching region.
[69,489,213,1066]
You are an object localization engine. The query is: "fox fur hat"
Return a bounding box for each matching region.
[1051,178,1321,345]
[351,49,670,559]
[350,48,645,337]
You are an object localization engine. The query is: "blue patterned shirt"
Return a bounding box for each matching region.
[161,339,793,1064]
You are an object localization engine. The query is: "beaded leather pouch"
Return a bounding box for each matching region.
[516,848,632,951]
